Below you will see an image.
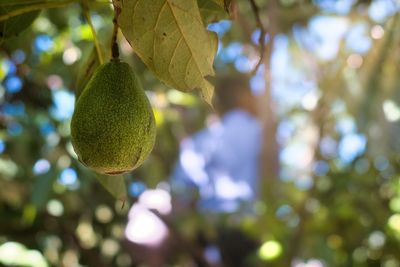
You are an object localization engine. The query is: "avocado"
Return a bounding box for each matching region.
[71,61,156,175]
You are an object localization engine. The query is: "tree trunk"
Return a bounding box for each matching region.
[258,0,280,199]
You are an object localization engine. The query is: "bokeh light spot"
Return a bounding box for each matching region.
[208,20,232,38]
[50,90,75,121]
[0,140,5,154]
[11,50,26,64]
[62,47,81,65]
[383,100,400,122]
[125,204,168,246]
[338,133,366,163]
[95,205,113,223]
[76,221,97,249]
[58,168,79,190]
[388,214,400,233]
[368,231,385,249]
[0,242,49,267]
[390,197,400,213]
[101,239,119,257]
[4,76,23,93]
[46,200,64,217]
[347,54,363,69]
[34,35,54,52]
[371,25,384,39]
[46,75,63,90]
[33,159,51,175]
[234,55,256,73]
[258,240,282,261]
[138,189,172,215]
[129,181,147,197]
[302,91,319,110]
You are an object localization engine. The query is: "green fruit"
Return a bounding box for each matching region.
[71,61,156,175]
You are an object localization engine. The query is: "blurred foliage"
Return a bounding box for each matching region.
[1,0,400,267]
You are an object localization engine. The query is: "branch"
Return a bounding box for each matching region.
[0,0,76,22]
[249,0,266,75]
[111,0,121,61]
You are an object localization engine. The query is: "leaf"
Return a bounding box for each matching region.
[197,0,229,24]
[95,174,127,201]
[0,0,40,41]
[75,45,105,100]
[118,0,218,103]
[212,0,224,6]
[209,0,231,13]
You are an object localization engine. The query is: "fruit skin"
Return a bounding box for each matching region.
[71,61,156,175]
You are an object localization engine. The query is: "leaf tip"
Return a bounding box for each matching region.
[202,75,215,106]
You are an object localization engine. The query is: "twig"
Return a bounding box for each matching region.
[249,0,266,75]
[111,0,121,61]
[82,0,104,64]
[0,0,76,22]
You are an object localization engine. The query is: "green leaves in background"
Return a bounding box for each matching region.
[95,174,127,201]
[0,0,41,41]
[118,0,218,104]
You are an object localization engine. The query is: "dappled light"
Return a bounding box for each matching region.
[1,0,400,266]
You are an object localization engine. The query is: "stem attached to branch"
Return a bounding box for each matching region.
[111,1,121,62]
[249,0,266,74]
[82,0,104,64]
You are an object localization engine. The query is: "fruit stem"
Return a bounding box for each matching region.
[111,1,121,62]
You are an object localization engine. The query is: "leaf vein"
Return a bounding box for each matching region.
[153,1,168,69]
[166,0,206,79]
[167,36,183,88]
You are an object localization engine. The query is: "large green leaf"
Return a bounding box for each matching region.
[0,0,40,41]
[118,0,218,103]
